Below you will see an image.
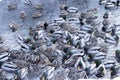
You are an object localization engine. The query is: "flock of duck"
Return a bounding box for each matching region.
[0,0,120,80]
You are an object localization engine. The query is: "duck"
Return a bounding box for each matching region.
[103,12,109,19]
[104,33,118,45]
[87,46,101,55]
[78,30,87,39]
[1,62,19,73]
[110,66,118,79]
[0,69,4,80]
[74,57,86,70]
[8,3,17,10]
[99,0,107,5]
[39,72,47,80]
[67,7,78,13]
[17,67,28,79]
[95,64,106,78]
[105,2,115,9]
[16,36,26,45]
[115,50,120,63]
[80,25,93,32]
[32,12,43,18]
[79,18,84,26]
[84,34,92,43]
[116,0,120,7]
[8,21,19,32]
[78,38,85,49]
[102,25,113,33]
[36,30,46,39]
[20,11,27,19]
[0,46,9,53]
[32,3,43,10]
[94,29,105,39]
[86,16,98,25]
[59,10,68,20]
[46,67,55,80]
[23,0,32,5]
[0,52,10,63]
[59,4,68,10]
[86,8,98,14]
[70,35,80,45]
[93,52,106,61]
[112,24,120,35]
[103,60,116,69]
[54,17,65,24]
[110,0,117,3]
[102,19,110,26]
[70,48,84,57]
[18,43,30,52]
[68,18,80,24]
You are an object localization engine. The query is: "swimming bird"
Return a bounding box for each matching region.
[0,52,10,63]
[1,62,19,73]
[67,7,78,13]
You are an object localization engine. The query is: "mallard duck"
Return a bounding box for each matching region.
[8,21,19,32]
[32,12,43,18]
[110,66,118,79]
[115,50,120,62]
[54,17,65,24]
[33,3,43,10]
[0,52,10,63]
[103,12,109,19]
[99,0,107,5]
[67,7,78,13]
[59,4,68,10]
[105,34,118,45]
[1,62,19,73]
[105,2,115,9]
[8,3,17,10]
[0,46,9,53]
[20,11,27,19]
[68,18,80,24]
